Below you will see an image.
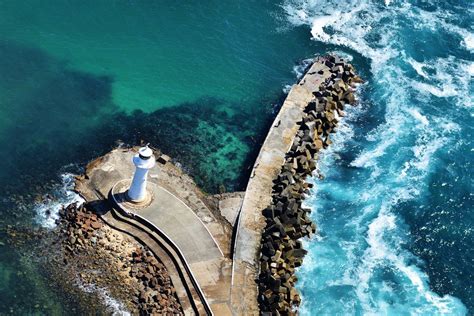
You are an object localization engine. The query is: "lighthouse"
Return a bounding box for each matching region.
[127,144,156,202]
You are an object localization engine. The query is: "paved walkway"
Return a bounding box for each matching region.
[113,180,222,264]
[113,181,233,314]
[141,185,223,263]
[100,206,205,315]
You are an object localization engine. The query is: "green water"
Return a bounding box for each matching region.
[0,1,324,313]
[0,0,314,115]
[0,0,320,192]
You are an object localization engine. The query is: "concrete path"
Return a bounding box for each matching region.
[100,206,206,315]
[114,180,222,264]
[112,180,232,315]
[231,57,334,314]
[77,149,234,315]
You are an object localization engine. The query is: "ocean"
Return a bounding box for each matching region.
[285,0,473,315]
[0,0,472,314]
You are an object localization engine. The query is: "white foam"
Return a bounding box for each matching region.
[283,0,470,313]
[442,23,474,52]
[413,81,457,98]
[415,56,472,108]
[79,282,131,316]
[407,58,429,79]
[311,13,340,43]
[282,84,292,93]
[366,211,397,260]
[468,62,474,77]
[350,97,406,172]
[354,193,466,314]
[331,50,354,62]
[407,108,429,126]
[293,58,314,79]
[461,31,474,51]
[34,173,85,228]
[323,119,463,312]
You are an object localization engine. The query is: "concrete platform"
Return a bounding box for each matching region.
[74,57,331,315]
[75,148,234,315]
[112,179,223,263]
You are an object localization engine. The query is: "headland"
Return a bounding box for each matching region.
[56,55,361,315]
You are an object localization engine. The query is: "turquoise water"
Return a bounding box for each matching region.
[0,0,472,314]
[0,0,319,194]
[0,1,322,313]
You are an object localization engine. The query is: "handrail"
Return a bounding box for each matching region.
[229,211,241,261]
[130,214,213,315]
[108,188,214,316]
[230,204,243,287]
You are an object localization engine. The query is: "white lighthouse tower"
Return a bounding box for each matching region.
[127,144,156,203]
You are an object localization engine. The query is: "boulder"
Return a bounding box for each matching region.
[91,221,102,230]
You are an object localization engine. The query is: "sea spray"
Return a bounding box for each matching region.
[284,58,315,94]
[34,173,84,229]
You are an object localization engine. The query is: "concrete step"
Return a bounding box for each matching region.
[101,205,212,315]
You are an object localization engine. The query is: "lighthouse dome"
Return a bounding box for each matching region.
[138,145,153,159]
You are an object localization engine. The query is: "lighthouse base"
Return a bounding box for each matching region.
[126,190,153,206]
[113,179,154,210]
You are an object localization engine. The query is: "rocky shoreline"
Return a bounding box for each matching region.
[56,202,183,315]
[258,56,362,314]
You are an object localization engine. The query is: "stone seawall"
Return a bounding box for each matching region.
[231,56,362,315]
[258,56,361,314]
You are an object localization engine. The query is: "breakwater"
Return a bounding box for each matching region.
[46,56,361,315]
[231,55,361,314]
[257,56,361,314]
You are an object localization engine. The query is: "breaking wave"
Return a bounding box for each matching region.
[283,0,472,314]
[34,173,84,229]
[79,282,131,316]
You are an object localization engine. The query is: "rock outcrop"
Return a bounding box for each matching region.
[57,202,184,315]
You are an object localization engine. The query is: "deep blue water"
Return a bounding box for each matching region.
[286,0,473,314]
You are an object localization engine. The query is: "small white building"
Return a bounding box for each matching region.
[127,144,155,202]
